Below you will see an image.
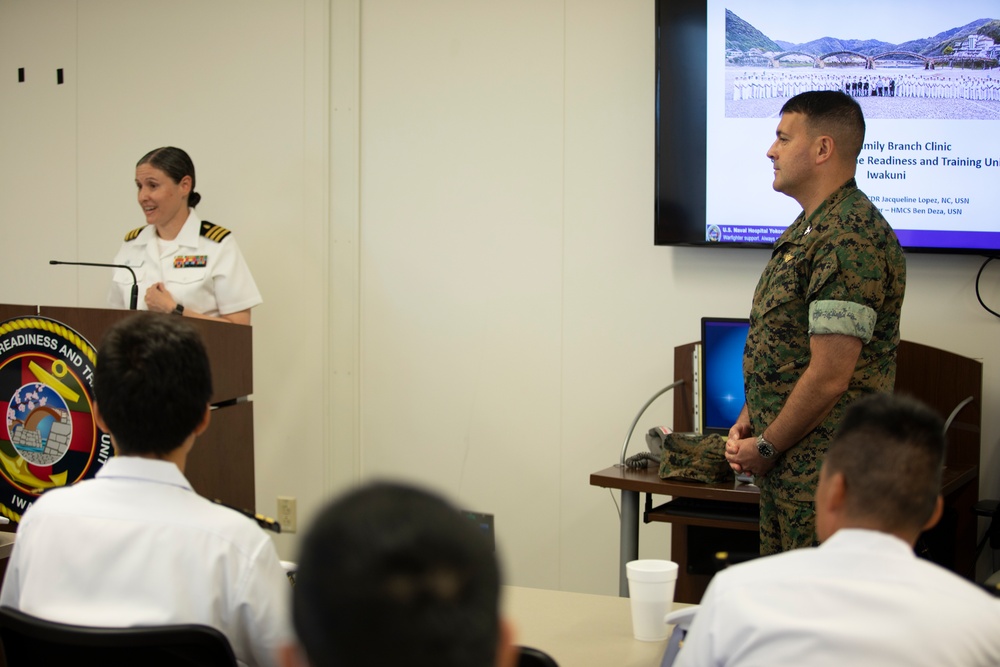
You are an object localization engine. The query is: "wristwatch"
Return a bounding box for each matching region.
[756,434,778,459]
[172,303,185,316]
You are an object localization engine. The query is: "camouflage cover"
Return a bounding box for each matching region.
[655,431,735,484]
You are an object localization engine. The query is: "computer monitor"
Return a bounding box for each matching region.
[700,317,750,435]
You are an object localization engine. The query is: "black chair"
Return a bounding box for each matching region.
[517,645,559,667]
[0,607,238,667]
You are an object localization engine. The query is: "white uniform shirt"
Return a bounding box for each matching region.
[0,457,290,667]
[107,210,262,317]
[675,529,1000,667]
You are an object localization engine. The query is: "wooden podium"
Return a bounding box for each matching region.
[0,303,256,514]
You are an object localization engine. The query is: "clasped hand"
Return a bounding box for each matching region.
[144,282,178,314]
[724,423,776,478]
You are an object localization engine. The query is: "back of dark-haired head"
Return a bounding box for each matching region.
[94,313,212,456]
[780,90,866,160]
[137,146,201,208]
[292,482,501,667]
[823,393,945,534]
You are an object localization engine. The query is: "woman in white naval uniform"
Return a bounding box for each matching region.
[107,147,262,325]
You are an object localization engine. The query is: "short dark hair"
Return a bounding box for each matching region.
[137,146,201,207]
[94,313,212,456]
[780,90,865,160]
[824,393,945,534]
[292,482,501,667]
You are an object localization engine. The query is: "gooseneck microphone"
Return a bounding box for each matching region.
[49,260,139,310]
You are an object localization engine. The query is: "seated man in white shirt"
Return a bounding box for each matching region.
[279,481,517,667]
[675,392,1000,667]
[0,313,290,667]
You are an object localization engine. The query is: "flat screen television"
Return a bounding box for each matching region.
[655,0,1000,254]
[699,317,750,435]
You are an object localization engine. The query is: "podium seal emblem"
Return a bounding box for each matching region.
[0,317,108,522]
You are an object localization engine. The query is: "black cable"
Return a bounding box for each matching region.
[624,452,660,469]
[975,255,1000,319]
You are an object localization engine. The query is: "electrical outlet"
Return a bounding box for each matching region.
[277,496,297,533]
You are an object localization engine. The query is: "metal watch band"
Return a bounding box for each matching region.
[756,434,778,459]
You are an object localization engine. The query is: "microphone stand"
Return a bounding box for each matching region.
[49,260,138,310]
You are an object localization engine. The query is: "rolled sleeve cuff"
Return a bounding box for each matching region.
[808,300,876,343]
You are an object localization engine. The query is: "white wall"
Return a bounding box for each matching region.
[1,0,998,595]
[0,0,334,559]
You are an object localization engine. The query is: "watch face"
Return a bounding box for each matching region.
[757,440,776,459]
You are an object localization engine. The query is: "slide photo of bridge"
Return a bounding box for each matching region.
[722,1,1000,120]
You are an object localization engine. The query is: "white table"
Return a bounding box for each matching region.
[502,585,689,667]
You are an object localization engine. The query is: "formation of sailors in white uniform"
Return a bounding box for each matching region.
[732,71,1000,102]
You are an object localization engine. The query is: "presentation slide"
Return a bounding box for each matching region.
[705,0,1000,251]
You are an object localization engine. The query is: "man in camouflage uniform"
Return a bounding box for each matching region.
[724,90,906,555]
